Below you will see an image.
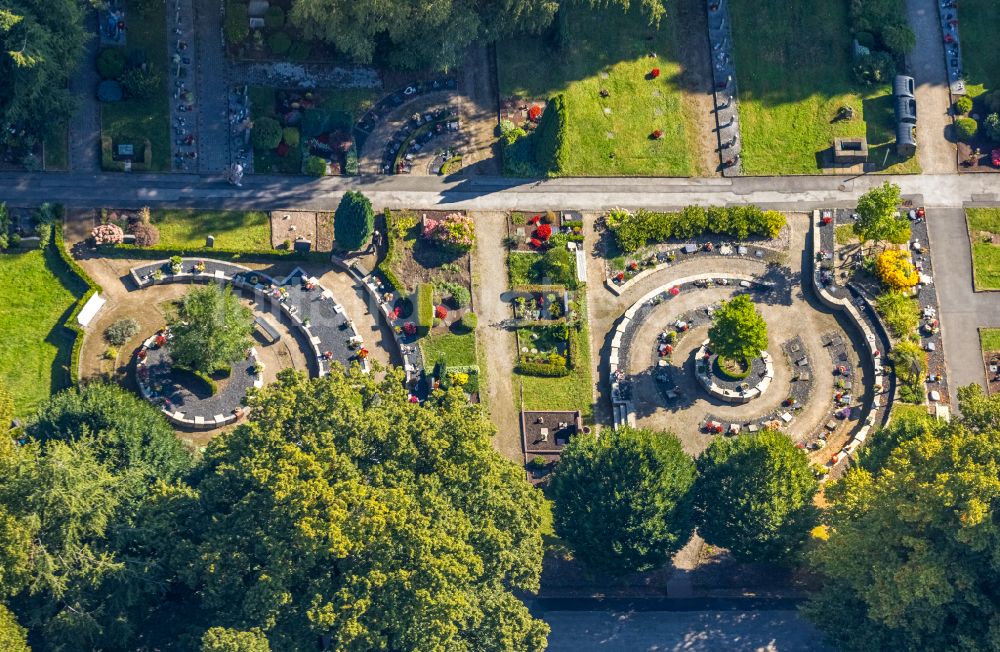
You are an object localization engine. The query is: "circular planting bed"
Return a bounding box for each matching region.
[695,340,773,404]
[135,329,263,430]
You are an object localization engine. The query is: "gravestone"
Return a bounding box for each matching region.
[205,234,215,248]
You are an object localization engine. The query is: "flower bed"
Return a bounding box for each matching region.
[515,323,578,377]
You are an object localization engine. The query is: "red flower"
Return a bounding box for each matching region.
[651,129,664,140]
[529,215,541,225]
[650,68,661,78]
[530,237,542,248]
[528,105,542,121]
[403,322,417,336]
[535,224,552,240]
[435,305,448,319]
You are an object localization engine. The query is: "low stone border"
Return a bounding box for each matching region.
[811,210,893,474]
[608,273,772,429]
[695,340,773,404]
[130,258,369,381]
[135,335,262,431]
[605,244,778,296]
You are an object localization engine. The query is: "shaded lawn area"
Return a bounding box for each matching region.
[508,250,578,288]
[0,248,87,416]
[517,292,593,419]
[497,4,701,176]
[966,208,1000,290]
[100,0,170,171]
[151,209,272,250]
[981,328,1000,352]
[959,0,1000,98]
[730,0,919,175]
[420,330,477,368]
[43,126,69,171]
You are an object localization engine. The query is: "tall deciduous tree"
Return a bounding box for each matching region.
[333,190,374,251]
[550,427,696,573]
[693,431,818,562]
[805,385,1000,651]
[289,0,665,70]
[129,367,548,650]
[707,294,768,364]
[853,181,910,249]
[201,627,271,652]
[169,285,254,374]
[0,604,29,652]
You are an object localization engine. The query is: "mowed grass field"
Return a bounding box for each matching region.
[966,208,1000,290]
[498,5,702,177]
[0,248,87,416]
[729,0,919,175]
[981,328,1000,353]
[150,209,272,250]
[959,0,1000,98]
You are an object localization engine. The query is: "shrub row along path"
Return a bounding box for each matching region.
[906,0,959,174]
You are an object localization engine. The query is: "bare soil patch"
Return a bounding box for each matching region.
[270,210,334,252]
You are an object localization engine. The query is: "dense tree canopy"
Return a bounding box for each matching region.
[707,294,768,364]
[125,366,548,650]
[805,385,1000,651]
[169,285,254,374]
[550,427,696,573]
[333,190,374,251]
[289,0,666,70]
[853,181,910,248]
[693,431,817,562]
[0,0,87,148]
[201,627,271,652]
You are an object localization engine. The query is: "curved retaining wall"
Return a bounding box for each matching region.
[607,273,772,429]
[810,210,894,471]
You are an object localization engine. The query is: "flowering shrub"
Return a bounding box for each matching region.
[403,322,417,336]
[528,105,542,121]
[530,237,543,248]
[535,224,552,240]
[435,305,448,320]
[650,68,661,78]
[92,223,124,245]
[528,215,541,225]
[425,213,475,251]
[875,249,919,291]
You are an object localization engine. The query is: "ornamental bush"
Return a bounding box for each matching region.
[120,66,161,99]
[534,94,569,175]
[875,249,919,291]
[954,95,973,115]
[955,117,978,142]
[263,6,285,31]
[304,155,327,177]
[984,113,1000,143]
[223,0,249,46]
[91,223,124,245]
[428,213,475,252]
[333,190,374,250]
[605,205,785,253]
[130,221,160,246]
[460,311,478,332]
[96,47,126,79]
[104,318,140,346]
[282,127,300,148]
[252,117,282,150]
[268,31,291,55]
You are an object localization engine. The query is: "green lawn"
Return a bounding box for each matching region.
[151,209,272,251]
[0,248,87,416]
[497,4,701,176]
[966,208,1000,290]
[100,0,170,171]
[43,126,69,171]
[730,0,919,175]
[981,328,1000,353]
[420,330,477,368]
[959,0,1000,98]
[517,292,593,419]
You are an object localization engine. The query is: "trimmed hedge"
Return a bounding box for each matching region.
[415,283,434,336]
[605,205,786,254]
[52,222,103,384]
[108,243,328,263]
[377,209,405,293]
[534,94,569,176]
[515,361,570,377]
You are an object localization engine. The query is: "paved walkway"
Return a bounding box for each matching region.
[68,11,102,173]
[906,0,958,174]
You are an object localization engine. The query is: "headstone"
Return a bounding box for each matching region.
[205,235,215,248]
[117,143,134,158]
[293,238,312,254]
